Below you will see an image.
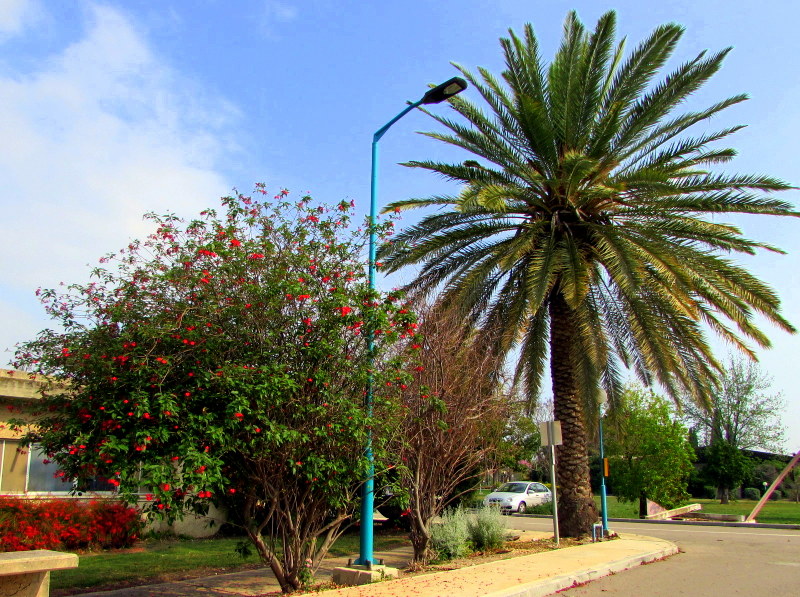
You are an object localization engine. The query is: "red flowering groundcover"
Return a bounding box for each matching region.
[0,497,140,552]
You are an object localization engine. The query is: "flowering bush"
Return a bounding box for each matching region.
[13,186,414,592]
[0,497,140,551]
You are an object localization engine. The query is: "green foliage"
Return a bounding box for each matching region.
[744,459,788,491]
[495,400,542,473]
[783,467,800,503]
[702,440,754,500]
[466,506,508,551]
[525,502,553,515]
[743,487,761,500]
[769,489,783,501]
[606,386,695,510]
[429,508,472,561]
[14,186,415,592]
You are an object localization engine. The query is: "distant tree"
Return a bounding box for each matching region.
[682,357,786,502]
[783,467,800,503]
[393,304,508,564]
[13,188,414,593]
[682,356,786,452]
[495,398,543,478]
[702,440,753,504]
[606,386,695,517]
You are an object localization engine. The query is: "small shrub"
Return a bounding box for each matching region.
[743,487,760,501]
[430,508,471,561]
[467,506,507,551]
[699,485,717,499]
[525,501,553,515]
[768,490,782,501]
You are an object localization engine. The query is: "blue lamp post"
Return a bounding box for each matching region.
[355,76,467,567]
[598,392,609,536]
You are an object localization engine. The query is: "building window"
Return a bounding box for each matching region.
[27,444,74,492]
[0,441,116,494]
[1,440,29,492]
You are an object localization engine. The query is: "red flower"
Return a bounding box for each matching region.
[230,239,241,247]
[249,253,265,259]
[338,306,352,316]
[233,412,244,420]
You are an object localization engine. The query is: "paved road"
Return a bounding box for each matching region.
[509,517,800,595]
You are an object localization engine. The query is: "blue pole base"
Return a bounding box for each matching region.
[600,483,609,534]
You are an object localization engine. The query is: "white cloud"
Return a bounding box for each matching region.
[258,0,298,37]
[0,3,240,354]
[265,0,297,22]
[0,0,38,36]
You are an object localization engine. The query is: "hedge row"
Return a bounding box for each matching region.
[0,496,141,552]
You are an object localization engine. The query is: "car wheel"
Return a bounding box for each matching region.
[517,501,527,514]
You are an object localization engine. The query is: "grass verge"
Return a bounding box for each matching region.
[591,495,800,524]
[50,530,409,594]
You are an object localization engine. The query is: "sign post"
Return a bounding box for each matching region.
[538,420,562,545]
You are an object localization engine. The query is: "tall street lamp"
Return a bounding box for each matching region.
[598,390,609,536]
[355,77,468,567]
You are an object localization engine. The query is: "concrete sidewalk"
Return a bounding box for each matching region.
[67,532,677,597]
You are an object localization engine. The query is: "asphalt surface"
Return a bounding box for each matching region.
[509,517,800,595]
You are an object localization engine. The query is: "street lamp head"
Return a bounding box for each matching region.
[597,388,608,411]
[420,77,468,105]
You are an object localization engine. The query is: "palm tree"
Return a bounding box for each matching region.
[378,10,797,536]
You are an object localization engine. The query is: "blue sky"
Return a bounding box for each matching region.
[1,0,799,453]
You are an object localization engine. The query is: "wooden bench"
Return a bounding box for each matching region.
[0,550,78,597]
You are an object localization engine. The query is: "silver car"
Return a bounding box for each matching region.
[483,481,552,514]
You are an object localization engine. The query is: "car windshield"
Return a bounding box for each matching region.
[495,483,527,493]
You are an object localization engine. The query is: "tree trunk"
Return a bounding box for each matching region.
[639,491,647,518]
[247,529,300,594]
[549,293,599,537]
[719,486,730,505]
[409,516,435,565]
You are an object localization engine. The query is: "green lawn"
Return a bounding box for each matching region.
[50,531,409,592]
[595,495,800,525]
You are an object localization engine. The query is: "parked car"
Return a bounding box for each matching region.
[483,482,552,514]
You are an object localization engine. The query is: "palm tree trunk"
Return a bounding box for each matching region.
[549,293,599,536]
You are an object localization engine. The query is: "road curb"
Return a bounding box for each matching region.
[482,537,679,597]
[515,513,800,530]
